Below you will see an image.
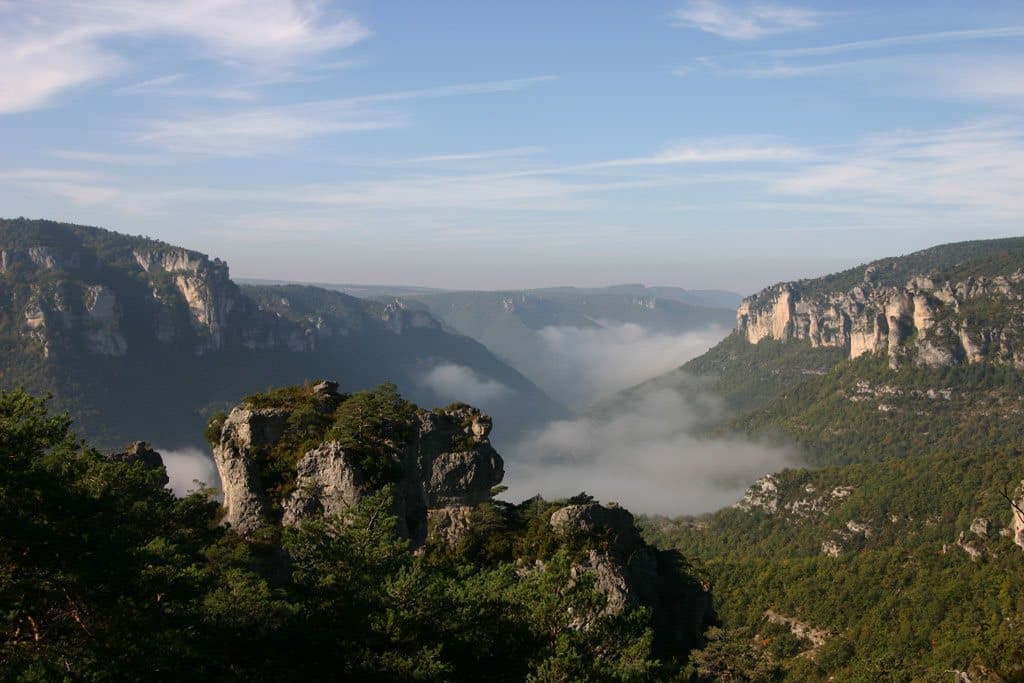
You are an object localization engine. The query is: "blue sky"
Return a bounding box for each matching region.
[3,0,1024,293]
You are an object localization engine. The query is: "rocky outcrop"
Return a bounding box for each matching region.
[551,502,660,614]
[736,268,1024,368]
[109,441,169,487]
[211,381,504,546]
[211,405,290,534]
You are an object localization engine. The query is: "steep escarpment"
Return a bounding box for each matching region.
[737,238,1024,369]
[0,218,564,449]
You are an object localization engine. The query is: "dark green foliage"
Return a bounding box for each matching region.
[327,382,416,486]
[0,388,700,679]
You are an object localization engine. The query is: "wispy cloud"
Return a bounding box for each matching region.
[51,150,168,165]
[0,168,124,206]
[113,73,257,101]
[0,0,369,114]
[402,146,547,164]
[776,121,1024,213]
[672,0,822,40]
[136,104,406,156]
[134,77,557,155]
[678,26,1024,100]
[766,26,1024,57]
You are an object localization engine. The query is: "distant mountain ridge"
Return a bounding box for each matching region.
[0,218,564,449]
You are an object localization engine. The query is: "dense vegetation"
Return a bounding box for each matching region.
[1,388,709,681]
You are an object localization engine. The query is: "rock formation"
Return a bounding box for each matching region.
[736,269,1024,368]
[108,441,169,488]
[550,502,660,614]
[210,380,504,546]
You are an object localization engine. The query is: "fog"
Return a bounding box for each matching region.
[418,362,510,404]
[159,447,220,498]
[535,323,729,409]
[502,386,795,516]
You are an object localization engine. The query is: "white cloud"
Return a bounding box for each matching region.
[418,364,510,406]
[159,447,220,497]
[673,0,822,40]
[502,387,794,515]
[0,0,369,114]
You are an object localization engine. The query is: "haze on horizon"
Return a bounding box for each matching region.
[3,1,1024,294]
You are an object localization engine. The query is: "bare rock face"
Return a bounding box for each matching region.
[736,268,1024,368]
[109,441,169,488]
[212,407,289,534]
[282,441,365,526]
[134,248,239,353]
[211,382,504,546]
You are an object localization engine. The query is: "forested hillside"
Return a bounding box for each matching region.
[634,236,1024,680]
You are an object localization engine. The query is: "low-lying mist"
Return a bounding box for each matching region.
[502,386,795,516]
[159,447,220,498]
[417,362,510,405]
[535,323,728,409]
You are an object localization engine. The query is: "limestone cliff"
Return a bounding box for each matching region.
[737,268,1024,368]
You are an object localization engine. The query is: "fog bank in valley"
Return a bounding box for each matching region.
[535,323,729,409]
[417,362,510,405]
[502,386,795,516]
[160,447,220,498]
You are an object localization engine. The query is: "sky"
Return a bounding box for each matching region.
[3,0,1024,294]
